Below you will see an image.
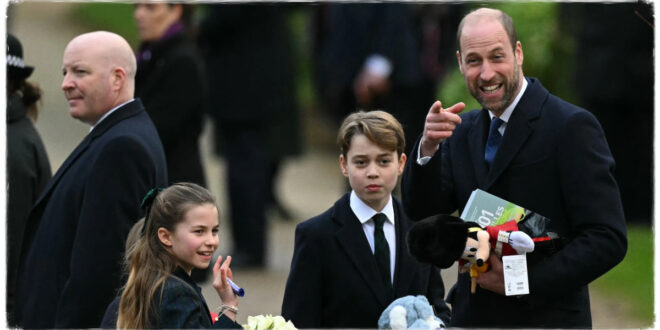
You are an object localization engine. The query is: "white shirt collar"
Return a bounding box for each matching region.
[488,77,528,123]
[349,190,395,225]
[90,98,135,132]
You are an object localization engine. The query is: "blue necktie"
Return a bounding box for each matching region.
[373,213,393,300]
[485,117,504,166]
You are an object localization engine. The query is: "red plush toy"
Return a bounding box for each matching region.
[407,214,538,294]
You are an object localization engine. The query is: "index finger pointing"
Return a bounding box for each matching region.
[429,101,443,114]
[445,102,466,114]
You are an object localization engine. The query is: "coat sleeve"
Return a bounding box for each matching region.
[401,136,458,221]
[281,222,323,328]
[527,109,627,301]
[53,137,158,327]
[426,265,451,324]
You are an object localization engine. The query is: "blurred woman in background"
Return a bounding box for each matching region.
[134,3,207,188]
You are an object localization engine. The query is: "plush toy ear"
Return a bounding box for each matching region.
[407,214,469,268]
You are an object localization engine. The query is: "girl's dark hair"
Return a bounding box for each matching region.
[8,79,42,121]
[117,183,216,329]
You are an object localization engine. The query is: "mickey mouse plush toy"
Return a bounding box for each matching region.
[407,214,534,293]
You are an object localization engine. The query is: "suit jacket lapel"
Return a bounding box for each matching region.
[333,195,389,306]
[486,78,545,189]
[467,109,491,188]
[31,99,144,210]
[32,133,92,209]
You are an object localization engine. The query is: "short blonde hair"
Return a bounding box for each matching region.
[337,110,405,157]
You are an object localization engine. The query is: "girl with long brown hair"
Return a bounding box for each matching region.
[105,183,241,328]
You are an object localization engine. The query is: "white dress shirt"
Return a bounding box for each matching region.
[349,190,396,282]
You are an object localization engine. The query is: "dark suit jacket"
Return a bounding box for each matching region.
[402,78,627,328]
[15,99,168,328]
[136,31,207,187]
[281,193,450,328]
[100,268,240,329]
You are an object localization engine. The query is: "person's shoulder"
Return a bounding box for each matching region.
[541,89,596,124]
[98,102,160,142]
[161,273,200,302]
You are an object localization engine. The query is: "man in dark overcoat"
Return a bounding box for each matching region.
[14,31,168,328]
[402,8,627,328]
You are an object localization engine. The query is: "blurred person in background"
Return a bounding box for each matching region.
[312,3,463,154]
[134,2,207,188]
[134,2,210,282]
[198,3,301,268]
[5,33,52,326]
[561,2,653,224]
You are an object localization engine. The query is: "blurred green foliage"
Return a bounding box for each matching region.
[592,224,654,325]
[73,3,138,47]
[287,8,315,112]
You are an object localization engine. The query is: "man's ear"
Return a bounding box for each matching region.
[110,66,127,92]
[515,41,524,67]
[339,154,349,178]
[397,153,407,175]
[158,227,173,247]
[456,50,464,74]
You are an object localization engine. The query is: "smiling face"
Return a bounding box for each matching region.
[158,203,220,274]
[457,15,524,116]
[340,134,406,212]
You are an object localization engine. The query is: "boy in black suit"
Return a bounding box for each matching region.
[281,110,450,328]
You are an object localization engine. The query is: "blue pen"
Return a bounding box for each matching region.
[226,278,245,297]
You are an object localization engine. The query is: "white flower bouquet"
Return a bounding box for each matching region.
[243,314,297,330]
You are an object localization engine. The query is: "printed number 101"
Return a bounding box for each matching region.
[477,210,493,227]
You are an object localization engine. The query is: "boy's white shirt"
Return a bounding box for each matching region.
[349,190,396,282]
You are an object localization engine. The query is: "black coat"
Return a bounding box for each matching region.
[402,78,627,328]
[281,193,450,328]
[136,32,207,186]
[6,92,51,323]
[15,99,168,328]
[100,268,241,329]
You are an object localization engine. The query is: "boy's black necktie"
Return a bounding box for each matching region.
[485,117,504,165]
[373,213,393,299]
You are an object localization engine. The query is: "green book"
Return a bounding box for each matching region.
[460,189,528,228]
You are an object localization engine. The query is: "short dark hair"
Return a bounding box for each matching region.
[456,8,518,53]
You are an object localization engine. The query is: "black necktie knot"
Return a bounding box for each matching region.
[373,213,387,229]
